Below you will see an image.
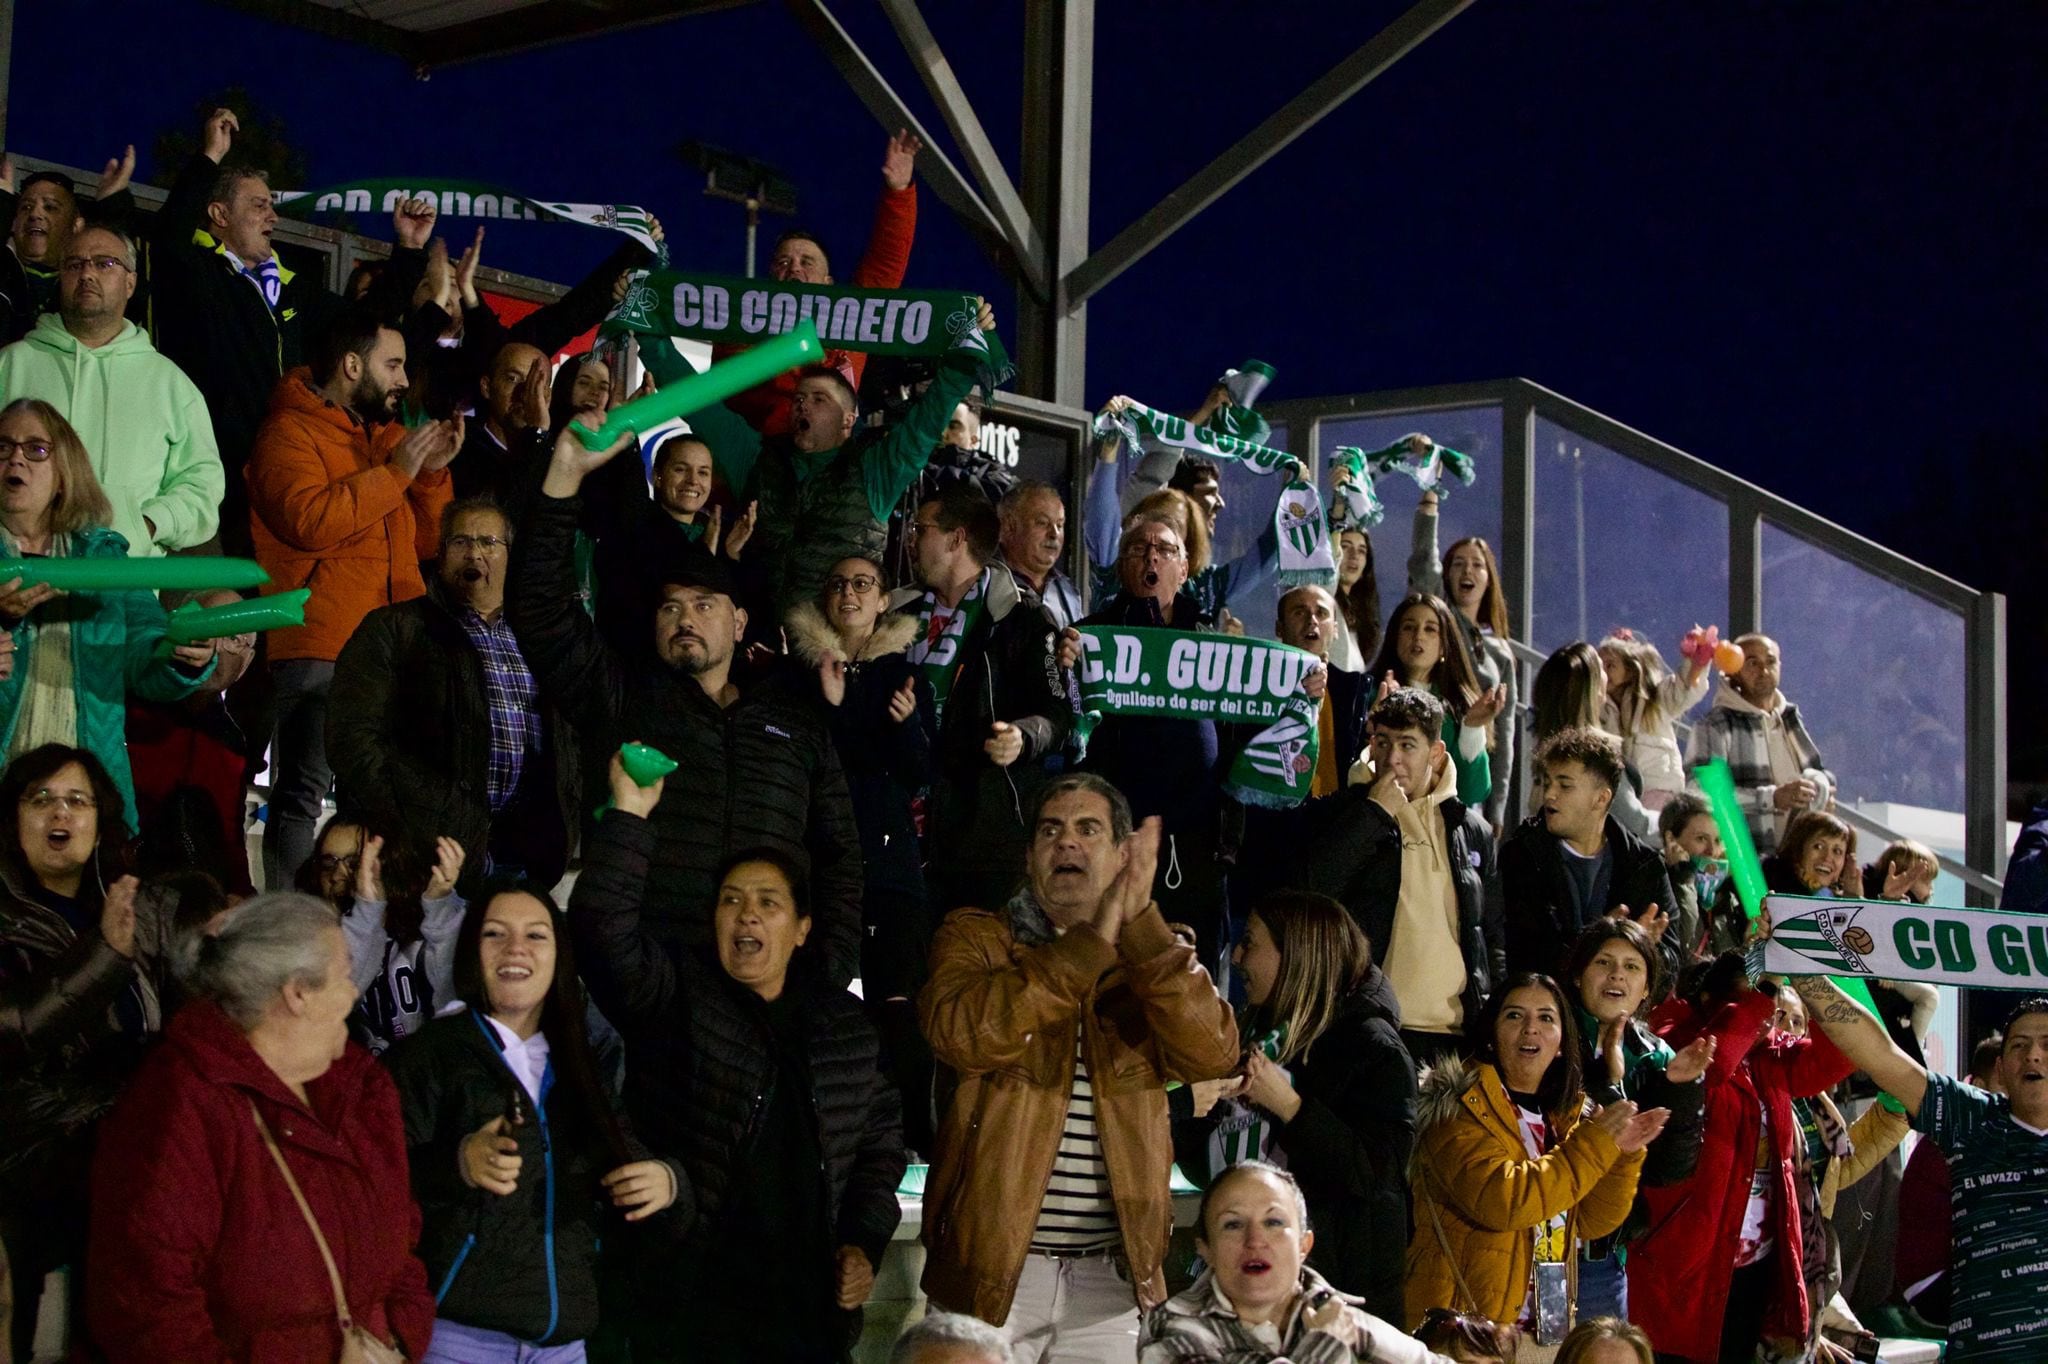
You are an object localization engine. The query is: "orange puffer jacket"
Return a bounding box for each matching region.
[245,371,451,663]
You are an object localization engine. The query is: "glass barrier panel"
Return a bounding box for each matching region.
[1760,521,1966,813]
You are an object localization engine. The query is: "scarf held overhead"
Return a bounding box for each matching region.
[1072,625,1324,808]
[1764,894,2048,991]
[273,178,667,257]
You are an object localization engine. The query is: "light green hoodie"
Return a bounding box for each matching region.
[0,313,224,555]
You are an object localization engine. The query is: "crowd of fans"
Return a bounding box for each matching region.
[0,107,2041,1364]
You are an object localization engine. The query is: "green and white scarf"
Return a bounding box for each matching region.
[273,178,667,259]
[1764,894,2048,991]
[906,571,988,723]
[1093,399,1334,587]
[605,269,1014,391]
[1209,359,1276,445]
[1070,625,1323,807]
[1327,445,1387,530]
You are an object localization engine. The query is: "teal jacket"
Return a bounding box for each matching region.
[0,527,216,821]
[0,314,226,555]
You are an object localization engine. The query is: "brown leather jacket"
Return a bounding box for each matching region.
[917,893,1239,1325]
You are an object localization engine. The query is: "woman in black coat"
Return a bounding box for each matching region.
[1176,890,1416,1321]
[383,882,680,1358]
[568,753,906,1364]
[785,554,935,1151]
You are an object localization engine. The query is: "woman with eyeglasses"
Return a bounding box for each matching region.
[0,400,220,826]
[0,742,148,1360]
[785,554,936,1150]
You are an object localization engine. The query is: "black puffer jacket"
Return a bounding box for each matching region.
[327,582,579,897]
[887,565,1072,913]
[1303,789,1504,1026]
[1275,969,1415,1321]
[384,1008,667,1345]
[567,810,906,1287]
[508,490,863,985]
[1499,814,1681,989]
[784,603,934,999]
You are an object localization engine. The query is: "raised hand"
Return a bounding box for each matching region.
[974,295,996,333]
[460,1115,522,1196]
[100,875,140,959]
[392,417,462,479]
[1097,816,1162,937]
[1374,671,1400,704]
[703,504,725,557]
[1614,1106,1672,1153]
[454,227,485,307]
[602,1161,678,1221]
[1466,682,1508,729]
[424,415,465,471]
[887,678,918,724]
[1881,858,1919,902]
[412,238,453,313]
[96,145,136,199]
[0,156,14,194]
[1218,608,1245,638]
[202,108,240,163]
[513,357,552,432]
[881,129,923,191]
[542,424,636,497]
[393,196,438,251]
[1665,1034,1716,1085]
[424,835,465,900]
[355,834,386,903]
[608,747,665,819]
[722,501,758,560]
[818,654,847,707]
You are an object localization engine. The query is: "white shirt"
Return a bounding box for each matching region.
[483,1014,552,1107]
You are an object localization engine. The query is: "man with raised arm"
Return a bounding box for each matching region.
[1788,974,2048,1362]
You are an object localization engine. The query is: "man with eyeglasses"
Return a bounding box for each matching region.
[0,222,225,556]
[891,482,1071,912]
[329,500,572,894]
[1055,517,1240,965]
[508,423,864,984]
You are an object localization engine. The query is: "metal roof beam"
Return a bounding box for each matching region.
[1065,0,1473,307]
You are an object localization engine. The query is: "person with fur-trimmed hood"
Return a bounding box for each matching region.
[1404,972,1665,1338]
[787,552,937,1151]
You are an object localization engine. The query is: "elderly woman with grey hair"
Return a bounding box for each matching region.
[85,892,434,1364]
[893,1311,1014,1364]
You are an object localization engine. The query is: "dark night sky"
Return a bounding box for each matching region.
[13,0,2048,759]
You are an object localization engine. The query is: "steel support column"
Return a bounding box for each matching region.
[1017,0,1092,406]
[1728,491,1763,637]
[0,0,14,150]
[1965,591,2009,907]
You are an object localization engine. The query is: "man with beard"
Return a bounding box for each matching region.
[1683,632,1833,855]
[509,423,863,984]
[744,297,998,617]
[0,222,224,555]
[246,304,462,887]
[328,500,575,894]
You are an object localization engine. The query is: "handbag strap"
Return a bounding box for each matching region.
[249,1097,358,1332]
[1418,1166,1482,1316]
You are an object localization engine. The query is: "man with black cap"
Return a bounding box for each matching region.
[328,498,577,895]
[512,423,863,985]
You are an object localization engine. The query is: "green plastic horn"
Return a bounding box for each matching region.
[571,321,824,452]
[594,742,679,819]
[1694,758,1768,923]
[163,588,311,644]
[0,556,270,593]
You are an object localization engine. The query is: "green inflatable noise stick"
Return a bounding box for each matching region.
[162,588,311,645]
[594,742,680,819]
[0,556,270,593]
[569,321,824,452]
[1695,755,1882,1019]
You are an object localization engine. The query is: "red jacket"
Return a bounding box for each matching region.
[718,183,918,437]
[87,1000,434,1364]
[1626,989,1855,1363]
[245,371,451,663]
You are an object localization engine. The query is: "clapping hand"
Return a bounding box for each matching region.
[1466,682,1508,729]
[100,875,140,959]
[1604,901,1669,944]
[513,357,552,432]
[354,834,387,903]
[1665,1034,1716,1084]
[1090,816,1161,942]
[424,836,465,900]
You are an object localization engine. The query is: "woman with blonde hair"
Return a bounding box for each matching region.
[0,399,218,820]
[1552,1316,1651,1363]
[1596,631,1708,809]
[1180,890,1417,1320]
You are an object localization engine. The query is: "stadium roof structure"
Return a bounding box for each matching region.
[193,0,1476,405]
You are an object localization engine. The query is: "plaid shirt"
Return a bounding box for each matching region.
[1684,687,1831,855]
[1141,1267,1446,1364]
[455,607,542,812]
